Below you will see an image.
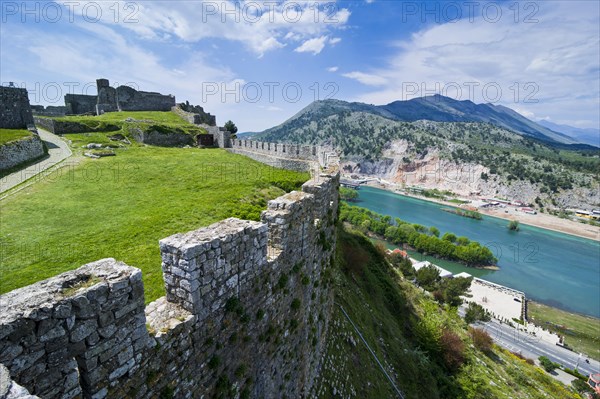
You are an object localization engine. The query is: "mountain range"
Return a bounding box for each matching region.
[252,95,599,209]
[256,95,597,148]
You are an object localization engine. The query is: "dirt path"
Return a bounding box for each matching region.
[0,129,73,195]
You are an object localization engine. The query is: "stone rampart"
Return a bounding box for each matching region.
[0,166,339,398]
[0,134,45,171]
[64,94,97,115]
[0,86,35,129]
[172,104,216,127]
[30,106,68,117]
[228,139,340,172]
[32,117,120,135]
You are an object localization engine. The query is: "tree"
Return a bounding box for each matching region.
[416,265,441,291]
[464,302,491,324]
[339,187,358,202]
[429,226,440,237]
[442,232,457,243]
[224,120,238,135]
[440,277,472,306]
[508,220,520,231]
[538,356,558,372]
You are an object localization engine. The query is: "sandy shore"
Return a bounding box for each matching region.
[361,180,600,242]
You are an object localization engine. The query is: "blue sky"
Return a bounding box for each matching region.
[1,0,599,132]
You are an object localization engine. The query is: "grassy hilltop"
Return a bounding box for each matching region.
[0,111,309,302]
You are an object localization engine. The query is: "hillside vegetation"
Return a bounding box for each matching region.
[314,226,586,398]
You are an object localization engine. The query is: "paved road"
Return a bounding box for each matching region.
[0,129,72,194]
[474,318,600,377]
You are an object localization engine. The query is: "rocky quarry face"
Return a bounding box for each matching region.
[342,139,600,209]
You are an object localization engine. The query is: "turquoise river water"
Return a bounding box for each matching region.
[354,186,600,318]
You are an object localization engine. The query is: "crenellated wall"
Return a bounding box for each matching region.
[228,139,340,172]
[0,161,339,398]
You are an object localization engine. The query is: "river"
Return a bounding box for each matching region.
[354,186,600,318]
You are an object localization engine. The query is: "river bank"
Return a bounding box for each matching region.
[359,179,600,242]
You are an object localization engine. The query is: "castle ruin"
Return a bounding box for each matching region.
[0,146,340,399]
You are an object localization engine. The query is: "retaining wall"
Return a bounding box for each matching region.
[0,134,45,171]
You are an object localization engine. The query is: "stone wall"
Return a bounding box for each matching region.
[64,94,97,115]
[0,86,35,129]
[115,86,175,112]
[172,103,216,126]
[0,163,340,398]
[64,79,176,116]
[32,117,120,135]
[228,139,340,172]
[130,129,194,147]
[0,134,45,171]
[31,106,68,117]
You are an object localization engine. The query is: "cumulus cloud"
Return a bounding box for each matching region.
[55,1,350,57]
[295,36,328,55]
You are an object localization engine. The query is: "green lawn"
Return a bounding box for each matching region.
[0,129,32,145]
[529,301,600,361]
[0,146,309,302]
[44,110,207,137]
[52,111,189,125]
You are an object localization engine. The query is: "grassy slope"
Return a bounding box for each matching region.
[43,111,207,137]
[0,144,308,302]
[314,226,583,399]
[0,129,32,146]
[529,301,600,361]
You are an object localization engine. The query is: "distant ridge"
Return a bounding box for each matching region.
[259,95,579,145]
[537,120,599,147]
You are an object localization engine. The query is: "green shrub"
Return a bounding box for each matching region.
[291,298,301,311]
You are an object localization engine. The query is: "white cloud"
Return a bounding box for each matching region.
[55,1,350,57]
[327,66,339,72]
[295,36,328,55]
[342,72,388,86]
[329,37,342,45]
[346,1,600,128]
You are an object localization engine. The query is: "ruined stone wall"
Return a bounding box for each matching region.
[0,86,35,129]
[64,94,97,115]
[130,129,194,147]
[32,117,120,135]
[213,129,231,149]
[0,134,46,170]
[172,104,216,126]
[0,165,339,399]
[0,134,45,171]
[115,86,175,112]
[31,106,68,117]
